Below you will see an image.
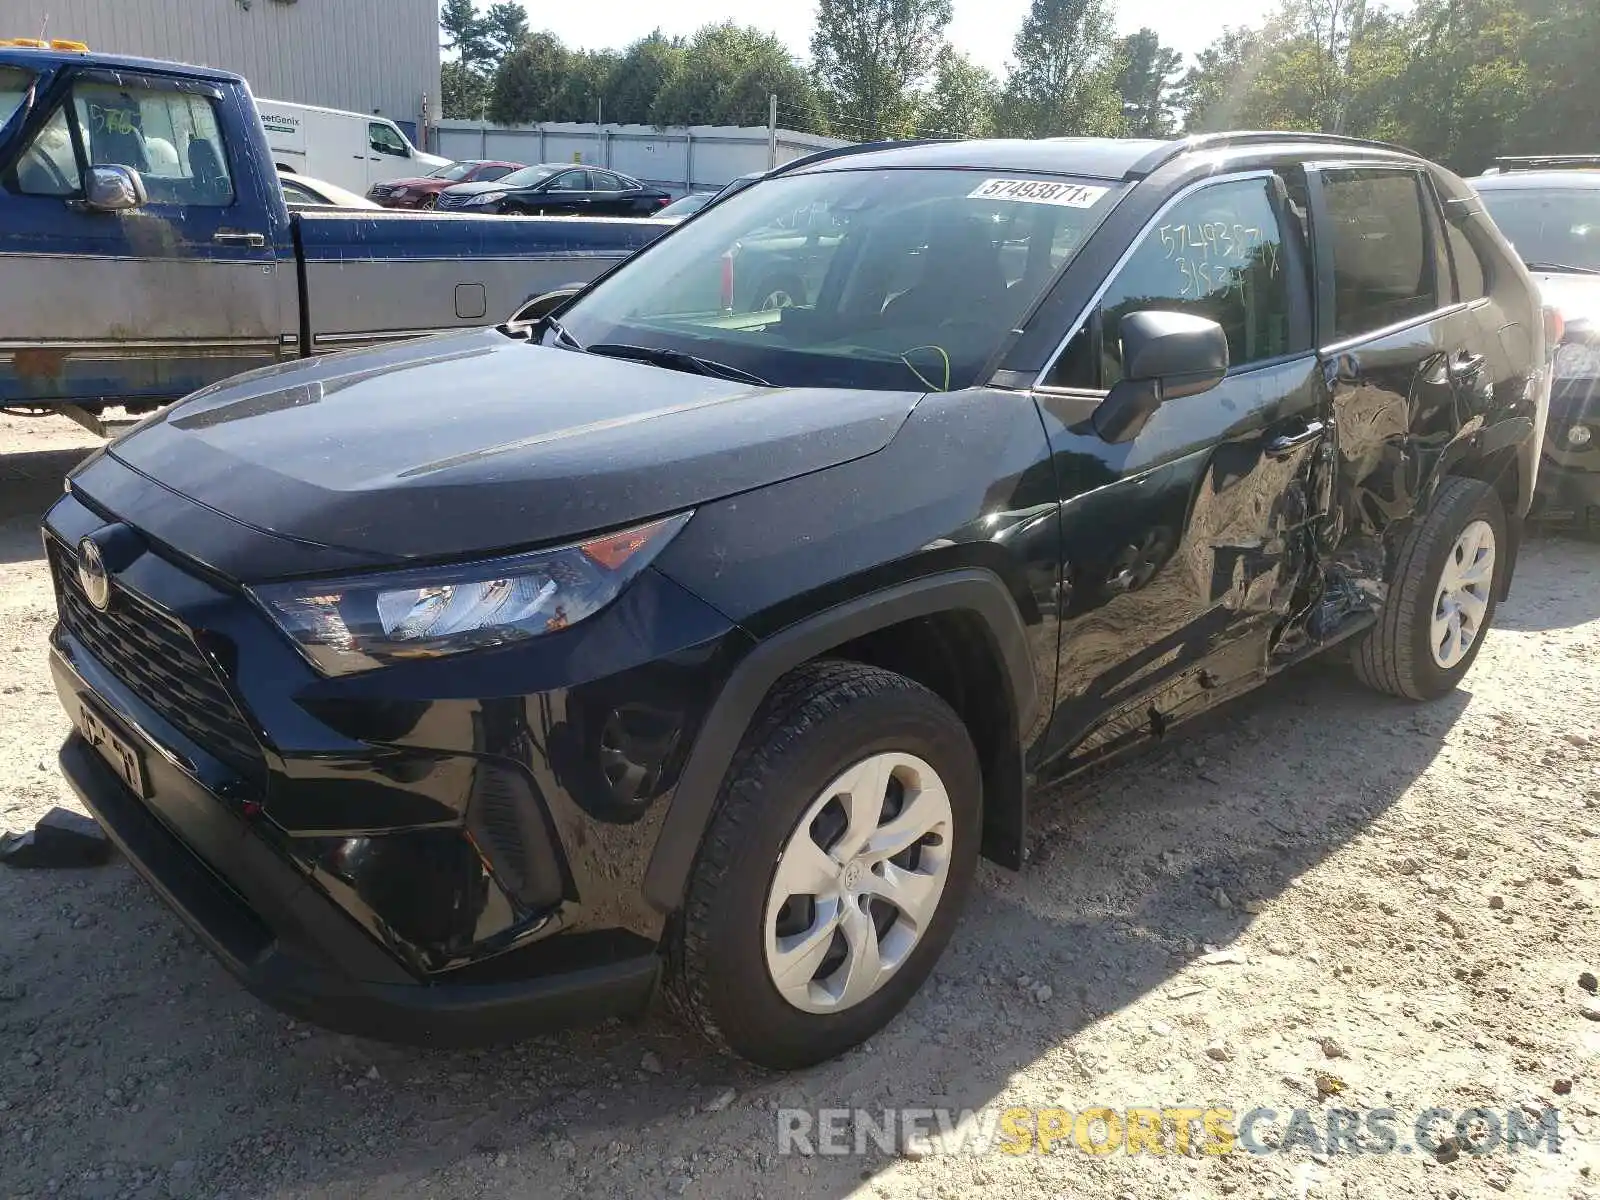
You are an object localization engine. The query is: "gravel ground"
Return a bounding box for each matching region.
[2,410,1599,1200]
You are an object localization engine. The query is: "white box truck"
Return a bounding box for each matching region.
[258,99,451,195]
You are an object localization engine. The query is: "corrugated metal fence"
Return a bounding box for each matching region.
[432,121,850,198]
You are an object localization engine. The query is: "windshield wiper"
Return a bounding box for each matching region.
[1524,260,1600,276]
[585,343,770,386]
[543,316,584,350]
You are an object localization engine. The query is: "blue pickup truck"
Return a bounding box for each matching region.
[0,42,670,428]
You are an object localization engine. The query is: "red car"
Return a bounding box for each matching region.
[368,160,523,210]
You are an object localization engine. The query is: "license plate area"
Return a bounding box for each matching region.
[81,700,147,798]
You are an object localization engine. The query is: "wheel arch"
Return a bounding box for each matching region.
[641,569,1039,914]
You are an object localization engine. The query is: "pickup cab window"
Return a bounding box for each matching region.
[1,66,34,130]
[13,106,79,196]
[72,81,235,206]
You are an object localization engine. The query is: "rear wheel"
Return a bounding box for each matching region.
[668,661,981,1070]
[1351,476,1506,700]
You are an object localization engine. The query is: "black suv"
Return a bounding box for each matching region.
[46,133,1545,1070]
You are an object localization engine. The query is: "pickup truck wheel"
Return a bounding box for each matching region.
[1351,476,1506,701]
[668,660,981,1070]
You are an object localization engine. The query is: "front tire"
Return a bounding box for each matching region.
[668,661,981,1070]
[1351,476,1506,700]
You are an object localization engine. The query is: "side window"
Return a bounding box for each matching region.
[13,105,83,196]
[477,165,511,183]
[1445,211,1489,302]
[1046,177,1294,389]
[73,82,234,206]
[280,180,318,207]
[1320,169,1437,338]
[592,171,624,192]
[368,122,408,157]
[550,169,588,190]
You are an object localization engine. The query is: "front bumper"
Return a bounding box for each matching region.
[43,467,745,1043]
[1536,379,1600,510]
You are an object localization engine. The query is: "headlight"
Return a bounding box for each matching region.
[391,187,409,199]
[1555,341,1600,380]
[250,513,690,674]
[469,191,507,205]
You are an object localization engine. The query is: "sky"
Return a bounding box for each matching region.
[516,0,1283,73]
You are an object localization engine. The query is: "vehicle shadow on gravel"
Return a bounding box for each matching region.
[1,656,1468,1198]
[0,447,89,564]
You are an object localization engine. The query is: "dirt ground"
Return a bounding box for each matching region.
[2,409,1598,1200]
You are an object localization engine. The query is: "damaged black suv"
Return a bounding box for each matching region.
[46,134,1545,1070]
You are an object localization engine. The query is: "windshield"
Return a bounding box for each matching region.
[500,164,561,188]
[553,168,1118,392]
[428,161,477,181]
[1478,186,1600,271]
[0,66,35,133]
[658,193,711,217]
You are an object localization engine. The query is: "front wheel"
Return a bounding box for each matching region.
[1351,476,1507,700]
[668,661,981,1070]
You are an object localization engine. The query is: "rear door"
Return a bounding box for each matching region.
[1304,164,1485,616]
[0,67,288,410]
[1031,169,1325,778]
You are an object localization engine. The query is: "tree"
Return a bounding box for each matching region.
[440,0,490,69]
[441,58,490,119]
[554,50,621,123]
[811,0,954,139]
[488,32,570,125]
[1114,28,1184,136]
[605,33,686,125]
[652,23,825,130]
[481,2,530,67]
[922,47,1000,138]
[998,0,1123,138]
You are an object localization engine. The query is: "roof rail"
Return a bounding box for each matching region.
[1125,129,1419,179]
[1489,154,1600,172]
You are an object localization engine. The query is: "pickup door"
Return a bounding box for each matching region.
[0,61,290,409]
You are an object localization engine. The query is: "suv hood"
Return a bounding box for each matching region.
[1534,271,1600,334]
[104,330,918,567]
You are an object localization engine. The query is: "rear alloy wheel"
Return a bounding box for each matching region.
[1352,476,1507,700]
[669,661,981,1069]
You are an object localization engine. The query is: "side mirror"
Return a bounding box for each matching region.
[83,164,147,213]
[1091,310,1229,443]
[504,286,582,334]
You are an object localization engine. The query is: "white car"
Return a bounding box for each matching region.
[277,171,381,210]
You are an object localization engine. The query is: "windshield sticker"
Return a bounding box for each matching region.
[968,179,1109,208]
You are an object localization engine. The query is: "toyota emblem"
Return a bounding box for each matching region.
[77,537,112,610]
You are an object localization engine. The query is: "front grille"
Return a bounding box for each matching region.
[435,192,470,211]
[368,185,395,200]
[49,540,264,778]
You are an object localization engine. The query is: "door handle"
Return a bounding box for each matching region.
[1266,420,1326,458]
[214,230,266,248]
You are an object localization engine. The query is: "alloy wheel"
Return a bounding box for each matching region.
[1430,518,1496,669]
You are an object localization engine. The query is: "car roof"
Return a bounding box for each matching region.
[778,132,1423,183]
[1472,170,1600,190]
[0,45,244,83]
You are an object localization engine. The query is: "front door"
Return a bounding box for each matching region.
[365,120,412,189]
[537,168,592,216]
[0,67,287,410]
[1031,170,1327,780]
[1304,164,1486,631]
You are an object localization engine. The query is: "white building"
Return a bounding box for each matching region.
[7,0,440,134]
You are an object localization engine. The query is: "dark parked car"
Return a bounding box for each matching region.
[47,133,1544,1071]
[367,159,522,210]
[436,163,672,216]
[655,192,717,222]
[1472,158,1600,514]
